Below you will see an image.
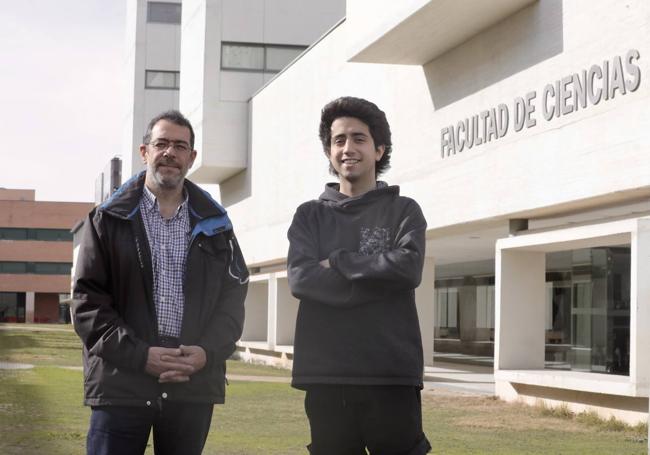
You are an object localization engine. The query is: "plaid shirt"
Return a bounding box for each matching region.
[139,186,191,338]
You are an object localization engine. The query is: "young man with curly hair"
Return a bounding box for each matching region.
[288,96,432,455]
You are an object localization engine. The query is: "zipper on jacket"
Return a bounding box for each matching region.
[134,236,145,270]
[132,215,158,341]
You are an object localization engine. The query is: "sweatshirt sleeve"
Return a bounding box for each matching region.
[328,201,426,290]
[71,211,149,373]
[287,204,387,308]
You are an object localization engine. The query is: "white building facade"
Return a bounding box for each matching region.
[127,0,650,424]
[122,0,344,178]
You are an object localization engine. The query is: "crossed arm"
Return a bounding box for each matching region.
[287,203,426,308]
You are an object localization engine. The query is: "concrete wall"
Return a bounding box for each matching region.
[416,258,436,366]
[241,280,269,341]
[495,250,546,370]
[276,276,298,346]
[223,0,650,268]
[182,0,346,183]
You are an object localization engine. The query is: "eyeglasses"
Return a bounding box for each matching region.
[148,139,192,154]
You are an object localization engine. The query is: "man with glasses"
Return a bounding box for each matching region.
[72,110,249,455]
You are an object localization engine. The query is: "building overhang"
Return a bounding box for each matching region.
[347,0,537,65]
[187,163,246,185]
[495,369,647,397]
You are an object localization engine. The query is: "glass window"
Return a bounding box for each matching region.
[0,292,24,322]
[31,229,73,241]
[57,263,73,275]
[147,2,182,24]
[221,44,265,71]
[32,262,72,275]
[265,46,303,72]
[0,262,28,273]
[435,287,458,337]
[145,70,180,89]
[476,285,495,329]
[545,246,630,376]
[0,227,72,241]
[33,263,59,274]
[0,228,28,240]
[221,42,307,73]
[0,261,72,275]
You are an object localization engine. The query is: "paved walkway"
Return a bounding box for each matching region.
[0,362,494,396]
[0,323,73,333]
[423,361,494,395]
[228,374,291,383]
[0,362,34,370]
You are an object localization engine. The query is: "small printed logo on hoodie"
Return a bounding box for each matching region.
[359,227,391,255]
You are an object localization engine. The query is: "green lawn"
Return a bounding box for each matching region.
[0,324,647,454]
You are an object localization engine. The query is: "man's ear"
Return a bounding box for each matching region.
[375,145,385,161]
[139,144,148,164]
[188,149,197,169]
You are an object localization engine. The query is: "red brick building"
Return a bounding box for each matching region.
[0,189,93,323]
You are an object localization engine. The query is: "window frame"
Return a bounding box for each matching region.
[146,2,182,25]
[0,261,72,275]
[220,42,307,73]
[0,227,72,242]
[145,70,181,90]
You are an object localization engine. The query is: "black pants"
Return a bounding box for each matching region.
[86,401,213,455]
[304,385,431,455]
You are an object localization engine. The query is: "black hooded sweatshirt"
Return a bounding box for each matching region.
[288,182,427,389]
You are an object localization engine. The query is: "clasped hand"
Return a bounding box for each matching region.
[145,345,207,383]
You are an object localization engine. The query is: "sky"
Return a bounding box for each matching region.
[0,1,127,202]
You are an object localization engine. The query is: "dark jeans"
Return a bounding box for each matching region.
[87,401,214,455]
[304,385,431,455]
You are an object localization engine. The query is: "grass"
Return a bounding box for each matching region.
[0,324,290,377]
[226,359,291,378]
[0,324,648,454]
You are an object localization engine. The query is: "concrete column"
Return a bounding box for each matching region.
[458,282,477,342]
[416,257,435,367]
[276,276,299,346]
[630,218,650,455]
[267,273,278,350]
[631,218,650,389]
[495,249,546,370]
[25,292,35,323]
[241,280,269,342]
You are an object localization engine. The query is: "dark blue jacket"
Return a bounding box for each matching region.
[72,172,248,406]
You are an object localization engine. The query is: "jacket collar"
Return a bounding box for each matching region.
[99,170,227,222]
[319,181,397,205]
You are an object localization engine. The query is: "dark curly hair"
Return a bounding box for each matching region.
[143,110,195,149]
[318,96,392,177]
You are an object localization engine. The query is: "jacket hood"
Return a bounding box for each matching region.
[319,181,398,206]
[99,171,228,225]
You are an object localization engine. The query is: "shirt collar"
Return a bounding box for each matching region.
[142,185,189,219]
